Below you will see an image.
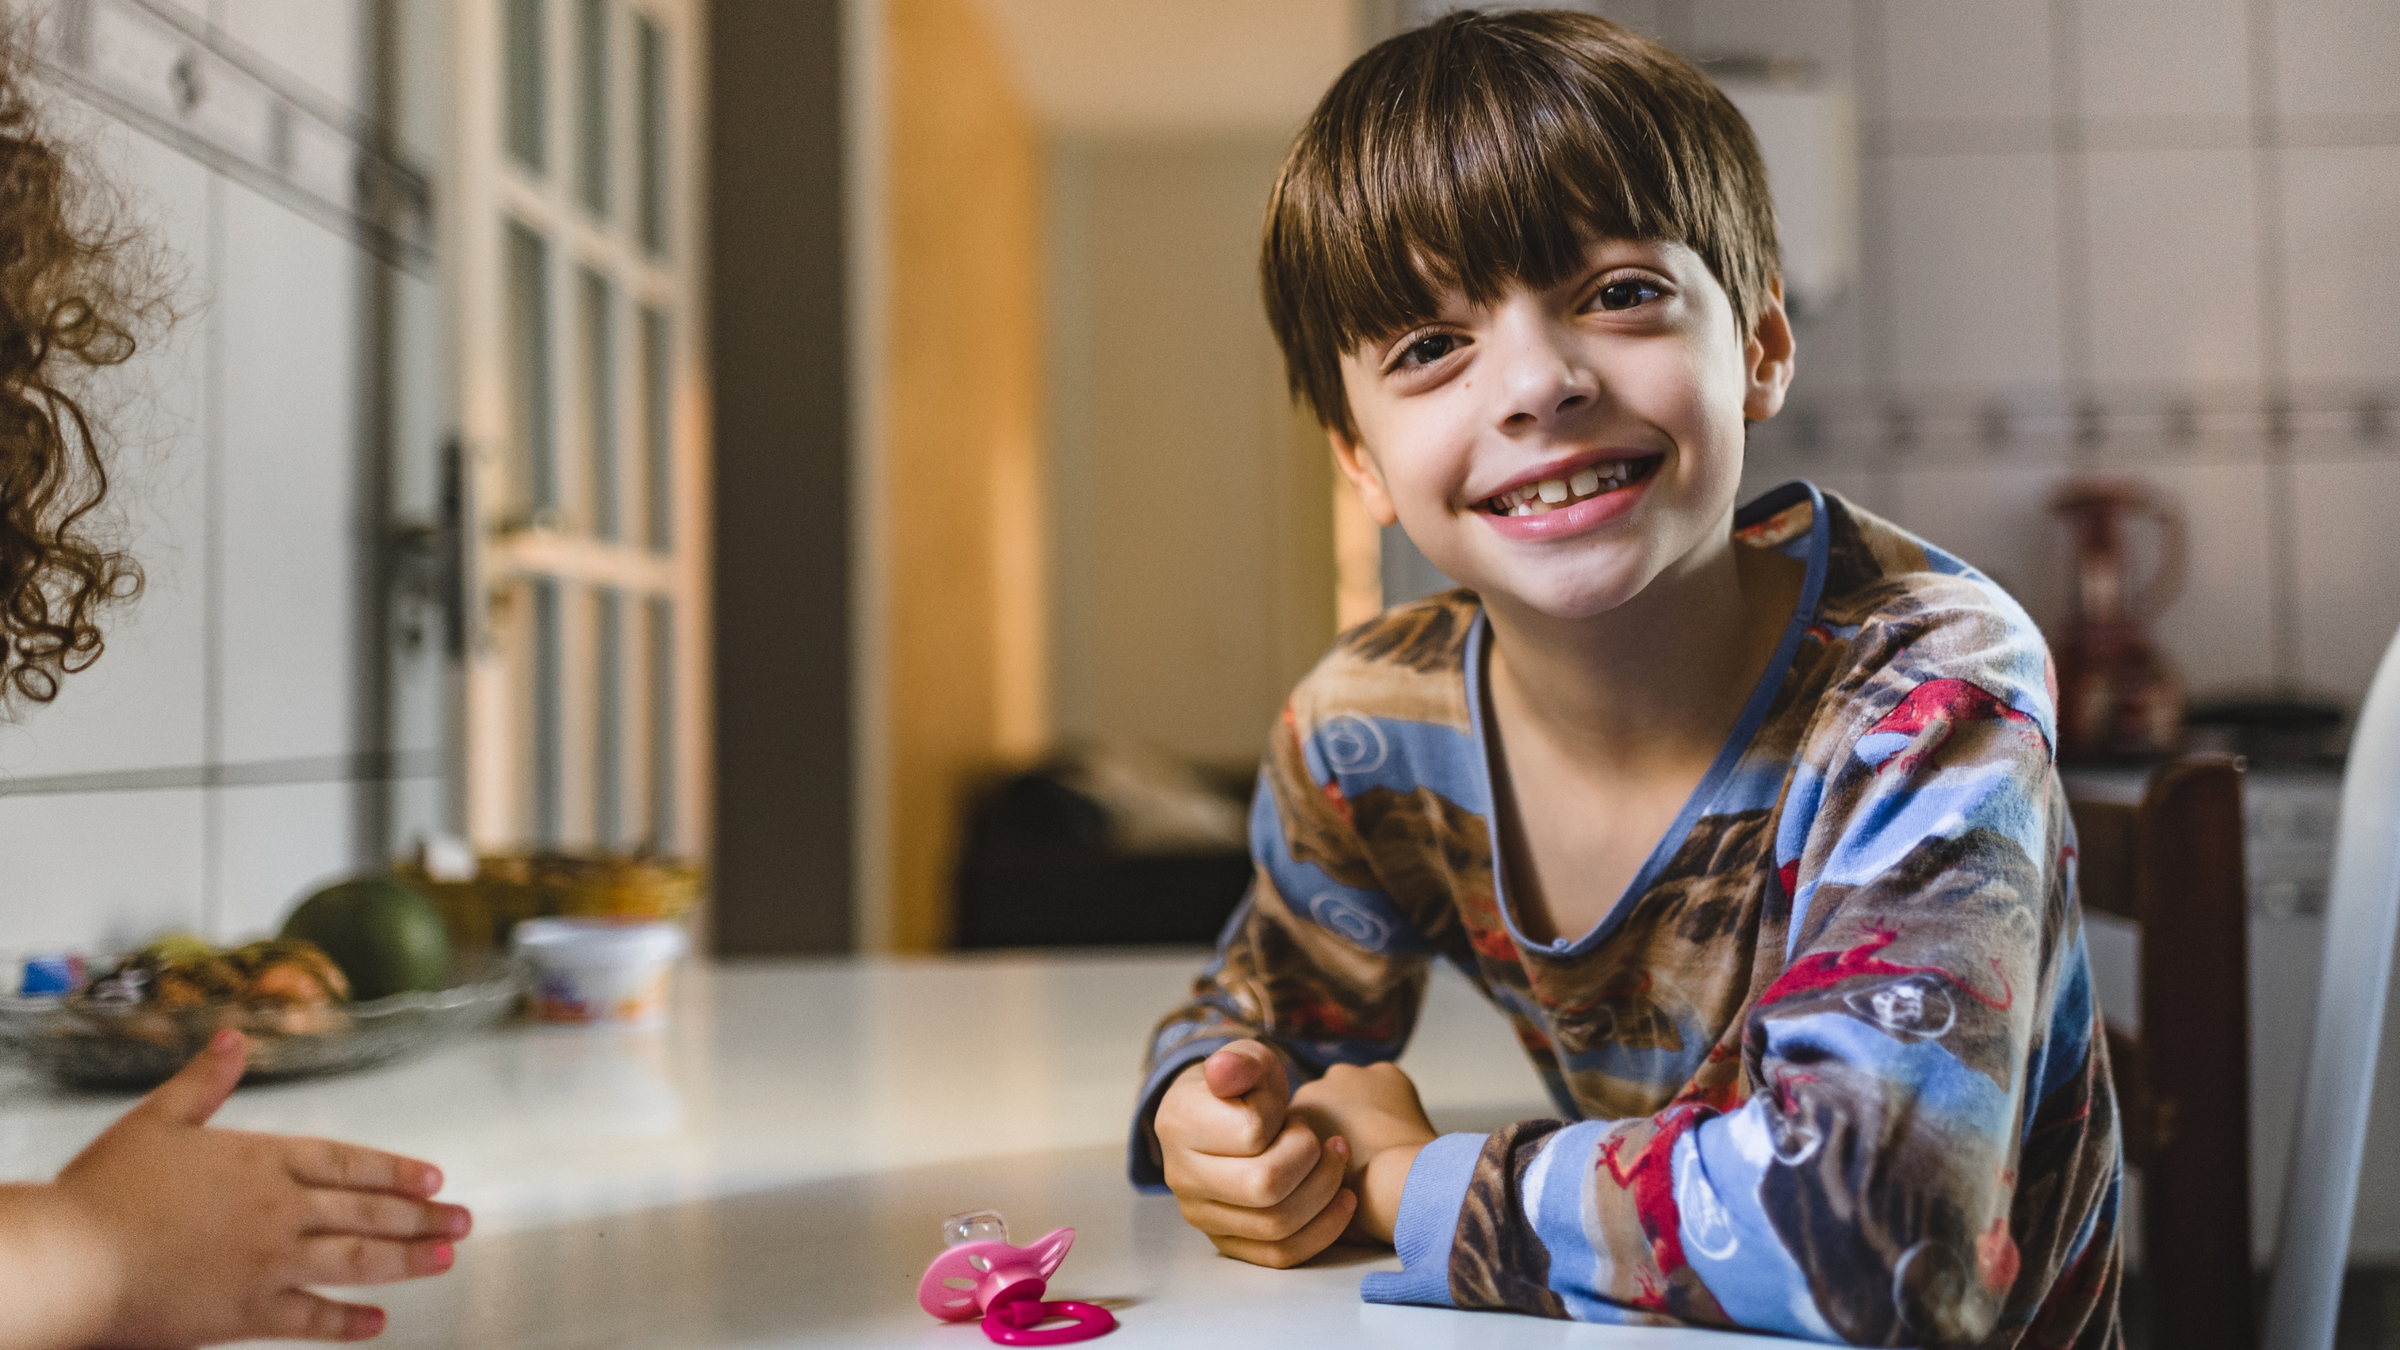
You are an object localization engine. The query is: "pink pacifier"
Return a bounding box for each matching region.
[916,1209,1118,1345]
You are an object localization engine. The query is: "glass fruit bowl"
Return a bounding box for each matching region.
[0,957,521,1090]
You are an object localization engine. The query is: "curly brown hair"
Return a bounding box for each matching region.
[0,23,152,707]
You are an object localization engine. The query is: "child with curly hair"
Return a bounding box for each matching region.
[0,25,470,1350]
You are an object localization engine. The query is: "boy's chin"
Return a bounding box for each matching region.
[1472,563,1657,623]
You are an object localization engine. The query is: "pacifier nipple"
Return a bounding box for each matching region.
[915,1208,1117,1344]
[943,1209,1011,1247]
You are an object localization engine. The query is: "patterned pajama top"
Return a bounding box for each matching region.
[1130,483,2122,1348]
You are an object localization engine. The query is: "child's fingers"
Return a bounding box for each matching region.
[259,1289,389,1342]
[304,1187,472,1241]
[1176,1135,1349,1242]
[285,1137,447,1197]
[1165,1116,1324,1206]
[296,1233,459,1288]
[1207,1186,1358,1270]
[138,1027,249,1127]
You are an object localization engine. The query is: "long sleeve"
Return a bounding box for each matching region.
[1366,607,2122,1347]
[1129,681,1472,1188]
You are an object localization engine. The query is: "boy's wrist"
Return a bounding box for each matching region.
[0,1181,120,1348]
[1357,1141,1425,1245]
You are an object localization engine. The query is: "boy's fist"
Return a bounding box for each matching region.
[1154,1040,1356,1268]
[1289,1062,1437,1244]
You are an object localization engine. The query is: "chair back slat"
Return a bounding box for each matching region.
[2072,797,2139,922]
[2135,756,2253,1350]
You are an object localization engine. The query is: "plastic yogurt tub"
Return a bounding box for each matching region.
[512,918,687,1026]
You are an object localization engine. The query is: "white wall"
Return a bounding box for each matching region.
[0,0,440,952]
[1044,133,1336,767]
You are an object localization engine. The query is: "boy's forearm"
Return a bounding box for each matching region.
[0,1182,118,1350]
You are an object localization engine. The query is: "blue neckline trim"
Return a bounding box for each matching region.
[1464,480,1831,959]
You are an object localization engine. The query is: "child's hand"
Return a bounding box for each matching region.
[55,1028,471,1346]
[1153,1039,1356,1268]
[1288,1062,1437,1245]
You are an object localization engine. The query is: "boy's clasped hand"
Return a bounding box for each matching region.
[1155,1040,1435,1268]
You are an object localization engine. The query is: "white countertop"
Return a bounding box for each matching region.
[0,952,1782,1348]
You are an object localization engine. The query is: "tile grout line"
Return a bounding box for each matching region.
[200,163,224,940]
[2245,0,2301,694]
[2046,0,2097,474]
[1848,0,1901,518]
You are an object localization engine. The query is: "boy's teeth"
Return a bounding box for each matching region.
[1485,457,1654,516]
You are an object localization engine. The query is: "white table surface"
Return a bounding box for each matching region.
[0,952,1785,1348]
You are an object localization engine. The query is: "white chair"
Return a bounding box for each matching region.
[2266,622,2400,1349]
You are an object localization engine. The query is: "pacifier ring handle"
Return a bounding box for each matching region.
[981,1298,1117,1346]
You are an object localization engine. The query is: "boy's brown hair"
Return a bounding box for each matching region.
[1262,8,1780,438]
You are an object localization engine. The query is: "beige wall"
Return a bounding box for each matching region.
[877,0,1046,952]
[1045,134,1335,768]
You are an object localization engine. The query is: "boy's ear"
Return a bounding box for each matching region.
[1742,276,1796,422]
[1326,425,1400,528]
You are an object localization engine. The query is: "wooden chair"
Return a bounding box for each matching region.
[2067,754,2253,1350]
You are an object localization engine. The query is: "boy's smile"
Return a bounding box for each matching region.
[1327,237,1792,621]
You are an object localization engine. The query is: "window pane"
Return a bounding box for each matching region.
[595,587,623,847]
[533,579,564,845]
[577,0,609,216]
[505,0,545,172]
[579,267,617,538]
[636,16,666,253]
[505,221,556,514]
[640,306,670,549]
[647,595,675,849]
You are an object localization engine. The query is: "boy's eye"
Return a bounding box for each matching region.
[1594,278,1664,311]
[1394,332,1461,369]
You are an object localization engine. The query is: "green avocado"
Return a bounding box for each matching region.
[279,878,452,1001]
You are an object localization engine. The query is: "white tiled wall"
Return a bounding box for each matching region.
[0,0,418,954]
[1704,0,2400,713]
[1550,0,2400,1267]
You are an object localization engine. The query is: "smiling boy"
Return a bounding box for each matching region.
[1130,12,2121,1347]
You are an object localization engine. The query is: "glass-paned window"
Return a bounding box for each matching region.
[468,0,697,862]
[533,578,564,844]
[504,221,556,513]
[636,15,667,254]
[579,267,617,538]
[505,0,546,172]
[595,587,624,846]
[647,594,675,847]
[640,305,670,549]
[577,0,609,216]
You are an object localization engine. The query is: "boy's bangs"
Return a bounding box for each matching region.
[1326,42,1676,350]
[1263,10,1775,436]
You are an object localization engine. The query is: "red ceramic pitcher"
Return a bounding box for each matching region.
[2051,478,2186,761]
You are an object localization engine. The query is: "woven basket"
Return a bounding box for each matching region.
[396,854,704,952]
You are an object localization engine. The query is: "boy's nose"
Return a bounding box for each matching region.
[1491,315,1596,433]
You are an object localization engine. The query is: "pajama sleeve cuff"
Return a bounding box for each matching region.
[1127,1040,1232,1192]
[1358,1131,1486,1308]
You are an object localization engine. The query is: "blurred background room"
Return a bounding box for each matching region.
[2,0,2398,1340]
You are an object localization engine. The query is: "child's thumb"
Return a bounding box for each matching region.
[141,1028,248,1126]
[1202,1040,1282,1103]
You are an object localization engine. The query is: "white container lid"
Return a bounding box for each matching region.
[512,918,686,965]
